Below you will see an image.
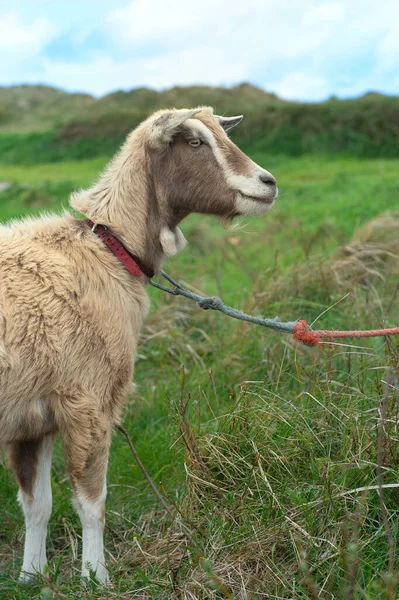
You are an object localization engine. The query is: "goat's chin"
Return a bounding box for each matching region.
[235,194,275,217]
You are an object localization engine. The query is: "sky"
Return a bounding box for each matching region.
[0,0,398,101]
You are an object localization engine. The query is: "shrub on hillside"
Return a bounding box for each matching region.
[56,109,148,141]
[0,86,398,163]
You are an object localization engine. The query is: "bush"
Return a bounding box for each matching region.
[0,88,398,164]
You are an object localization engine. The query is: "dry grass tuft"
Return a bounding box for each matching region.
[262,212,399,306]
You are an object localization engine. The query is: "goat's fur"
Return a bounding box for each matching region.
[0,107,277,584]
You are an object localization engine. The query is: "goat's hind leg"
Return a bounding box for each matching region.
[8,435,54,582]
[60,403,112,585]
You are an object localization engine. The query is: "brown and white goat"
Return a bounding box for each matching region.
[0,107,277,584]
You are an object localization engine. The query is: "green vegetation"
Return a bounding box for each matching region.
[0,85,399,598]
[1,84,399,162]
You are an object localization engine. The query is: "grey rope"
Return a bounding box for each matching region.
[149,270,299,335]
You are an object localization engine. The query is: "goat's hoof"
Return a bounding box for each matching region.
[18,571,40,584]
[81,570,112,588]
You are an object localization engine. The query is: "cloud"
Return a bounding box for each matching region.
[376,9,399,73]
[0,0,398,100]
[38,0,349,96]
[0,11,55,80]
[301,2,343,26]
[0,11,54,53]
[36,46,249,96]
[106,0,273,47]
[268,72,330,101]
[104,0,346,65]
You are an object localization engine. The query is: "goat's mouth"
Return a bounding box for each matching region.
[244,194,275,205]
[234,190,277,217]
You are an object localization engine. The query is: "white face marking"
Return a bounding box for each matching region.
[19,436,54,582]
[185,118,278,217]
[74,483,109,585]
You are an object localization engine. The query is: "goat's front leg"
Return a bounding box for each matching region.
[61,405,112,586]
[8,435,54,582]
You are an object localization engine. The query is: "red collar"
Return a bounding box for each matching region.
[85,219,154,278]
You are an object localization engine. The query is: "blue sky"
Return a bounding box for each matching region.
[0,0,398,100]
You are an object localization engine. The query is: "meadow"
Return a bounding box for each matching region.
[0,97,399,599]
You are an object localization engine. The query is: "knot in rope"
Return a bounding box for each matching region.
[150,271,399,347]
[293,320,320,346]
[197,296,224,311]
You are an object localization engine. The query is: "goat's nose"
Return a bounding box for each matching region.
[259,172,276,186]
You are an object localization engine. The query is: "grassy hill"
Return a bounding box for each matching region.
[0,84,399,598]
[0,83,398,162]
[0,84,93,132]
[0,83,277,133]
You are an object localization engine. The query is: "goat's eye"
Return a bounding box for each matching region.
[188,139,202,147]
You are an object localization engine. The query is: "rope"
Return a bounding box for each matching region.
[150,271,399,347]
[293,320,399,346]
[150,271,298,335]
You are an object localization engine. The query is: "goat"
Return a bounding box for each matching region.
[0,107,277,584]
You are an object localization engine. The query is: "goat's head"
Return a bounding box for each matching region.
[145,106,277,225]
[71,106,278,263]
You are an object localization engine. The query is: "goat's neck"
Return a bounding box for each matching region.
[88,151,167,275]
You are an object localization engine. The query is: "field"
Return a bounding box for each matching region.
[0,120,399,598]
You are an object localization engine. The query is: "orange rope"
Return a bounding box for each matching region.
[293,320,399,346]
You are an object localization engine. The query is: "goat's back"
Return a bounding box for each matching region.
[0,213,148,445]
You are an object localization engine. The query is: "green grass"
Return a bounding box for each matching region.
[2,152,399,271]
[0,131,125,165]
[0,157,106,185]
[0,149,399,599]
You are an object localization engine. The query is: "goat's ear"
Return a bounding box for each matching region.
[160,226,187,256]
[149,108,202,146]
[215,115,243,132]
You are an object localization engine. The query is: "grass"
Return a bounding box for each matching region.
[0,148,399,599]
[0,157,106,185]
